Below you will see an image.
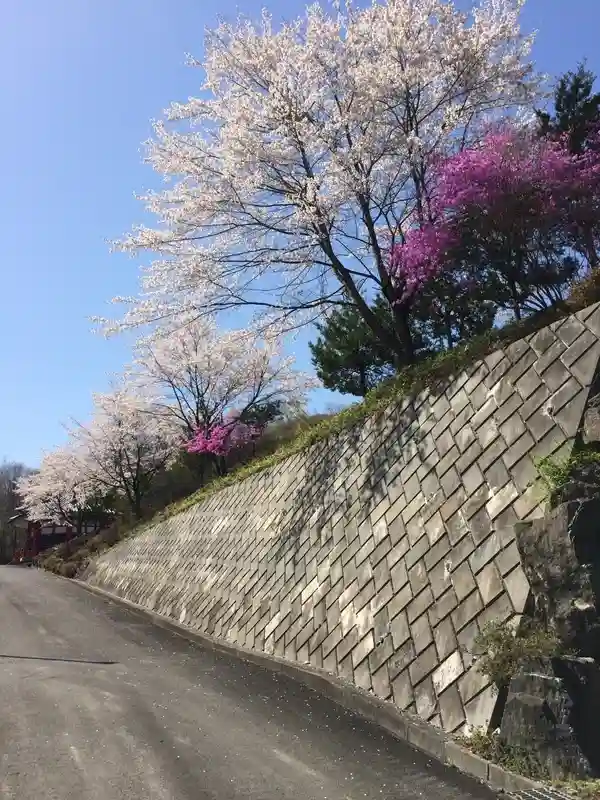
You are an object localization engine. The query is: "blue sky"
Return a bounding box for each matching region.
[1,0,599,467]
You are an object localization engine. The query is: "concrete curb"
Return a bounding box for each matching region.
[69,575,562,799]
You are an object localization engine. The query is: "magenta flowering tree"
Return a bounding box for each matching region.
[185,414,263,474]
[388,126,600,321]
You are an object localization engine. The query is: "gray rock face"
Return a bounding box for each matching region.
[500,663,594,780]
[583,393,600,444]
[507,496,600,779]
[513,504,596,651]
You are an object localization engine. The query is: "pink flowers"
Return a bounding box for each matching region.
[185,416,262,457]
[387,126,600,303]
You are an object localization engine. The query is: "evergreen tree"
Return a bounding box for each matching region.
[309,297,401,397]
[412,272,497,351]
[537,62,600,154]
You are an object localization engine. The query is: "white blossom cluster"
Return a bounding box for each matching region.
[98,0,539,339]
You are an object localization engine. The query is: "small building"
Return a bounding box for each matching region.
[7,513,103,563]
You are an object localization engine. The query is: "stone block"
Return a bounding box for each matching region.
[371,662,392,700]
[368,632,393,673]
[484,458,510,493]
[542,359,571,392]
[476,417,500,450]
[446,510,470,546]
[554,388,589,439]
[438,683,466,732]
[458,663,489,705]
[353,658,372,691]
[464,685,498,732]
[475,562,503,605]
[561,329,597,367]
[556,316,585,346]
[435,446,461,480]
[486,482,519,522]
[427,560,450,602]
[479,592,513,628]
[452,591,484,632]
[387,582,413,621]
[389,636,416,680]
[456,440,483,473]
[408,560,427,594]
[405,534,430,570]
[469,532,502,574]
[462,463,484,495]
[504,564,530,613]
[337,627,359,663]
[322,623,343,658]
[451,560,476,602]
[407,586,434,625]
[433,616,457,661]
[495,541,522,576]
[392,668,414,709]
[424,533,451,571]
[390,560,408,593]
[429,587,459,626]
[389,609,410,649]
[411,613,434,655]
[456,620,480,669]
[409,643,438,685]
[462,485,491,522]
[433,649,464,694]
[414,675,438,720]
[387,535,409,569]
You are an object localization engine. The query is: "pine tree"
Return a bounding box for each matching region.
[309,298,401,397]
[537,62,600,154]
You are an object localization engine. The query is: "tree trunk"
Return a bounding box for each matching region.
[391,303,415,366]
[132,493,144,521]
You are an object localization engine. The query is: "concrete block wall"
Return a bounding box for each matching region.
[85,303,600,735]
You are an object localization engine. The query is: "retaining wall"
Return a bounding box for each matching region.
[84,303,600,734]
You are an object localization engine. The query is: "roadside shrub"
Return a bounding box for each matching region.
[474,620,561,689]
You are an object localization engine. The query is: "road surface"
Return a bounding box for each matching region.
[0,565,496,800]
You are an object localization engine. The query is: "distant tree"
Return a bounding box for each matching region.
[0,461,31,562]
[130,318,314,439]
[16,448,114,531]
[309,298,399,397]
[537,62,600,154]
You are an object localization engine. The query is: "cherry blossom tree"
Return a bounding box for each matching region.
[68,389,180,520]
[388,126,600,320]
[16,447,103,529]
[129,317,316,440]
[101,0,539,362]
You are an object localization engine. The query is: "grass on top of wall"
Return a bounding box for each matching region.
[147,273,600,530]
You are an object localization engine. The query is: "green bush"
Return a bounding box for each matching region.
[474,619,561,688]
[536,448,600,500]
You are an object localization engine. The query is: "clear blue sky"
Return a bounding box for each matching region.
[1,0,599,467]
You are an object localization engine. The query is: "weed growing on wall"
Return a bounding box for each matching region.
[474,620,562,689]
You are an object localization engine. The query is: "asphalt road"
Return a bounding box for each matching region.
[0,566,496,800]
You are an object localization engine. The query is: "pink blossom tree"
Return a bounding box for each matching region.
[185,413,262,461]
[388,126,600,321]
